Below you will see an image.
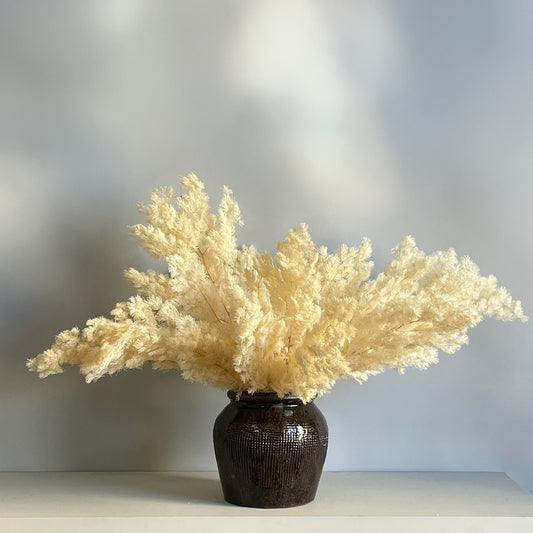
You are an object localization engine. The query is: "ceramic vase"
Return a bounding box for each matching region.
[213,391,328,508]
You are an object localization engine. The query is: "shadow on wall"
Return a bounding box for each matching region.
[1,216,221,472]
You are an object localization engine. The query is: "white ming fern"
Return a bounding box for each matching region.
[27,174,527,402]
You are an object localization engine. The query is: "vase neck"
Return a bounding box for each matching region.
[227,390,305,406]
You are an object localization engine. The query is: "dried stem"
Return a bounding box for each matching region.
[197,246,232,322]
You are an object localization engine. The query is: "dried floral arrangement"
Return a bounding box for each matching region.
[28,174,526,402]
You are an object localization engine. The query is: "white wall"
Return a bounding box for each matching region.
[1,1,532,492]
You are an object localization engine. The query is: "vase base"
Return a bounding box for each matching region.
[221,486,318,508]
[223,498,316,509]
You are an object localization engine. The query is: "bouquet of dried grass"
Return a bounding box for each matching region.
[28,174,526,402]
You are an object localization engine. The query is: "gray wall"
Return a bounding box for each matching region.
[1,1,532,493]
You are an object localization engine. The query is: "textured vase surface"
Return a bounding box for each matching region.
[213,391,328,508]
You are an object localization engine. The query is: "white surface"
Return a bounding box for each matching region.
[1,471,533,532]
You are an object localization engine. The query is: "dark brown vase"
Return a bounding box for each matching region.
[213,390,328,508]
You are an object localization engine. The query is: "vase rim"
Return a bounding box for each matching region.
[227,390,306,403]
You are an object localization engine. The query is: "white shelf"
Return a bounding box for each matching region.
[1,471,532,532]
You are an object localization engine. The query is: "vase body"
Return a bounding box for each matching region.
[213,391,328,508]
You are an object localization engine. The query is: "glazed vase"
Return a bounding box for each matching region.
[213,391,328,508]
